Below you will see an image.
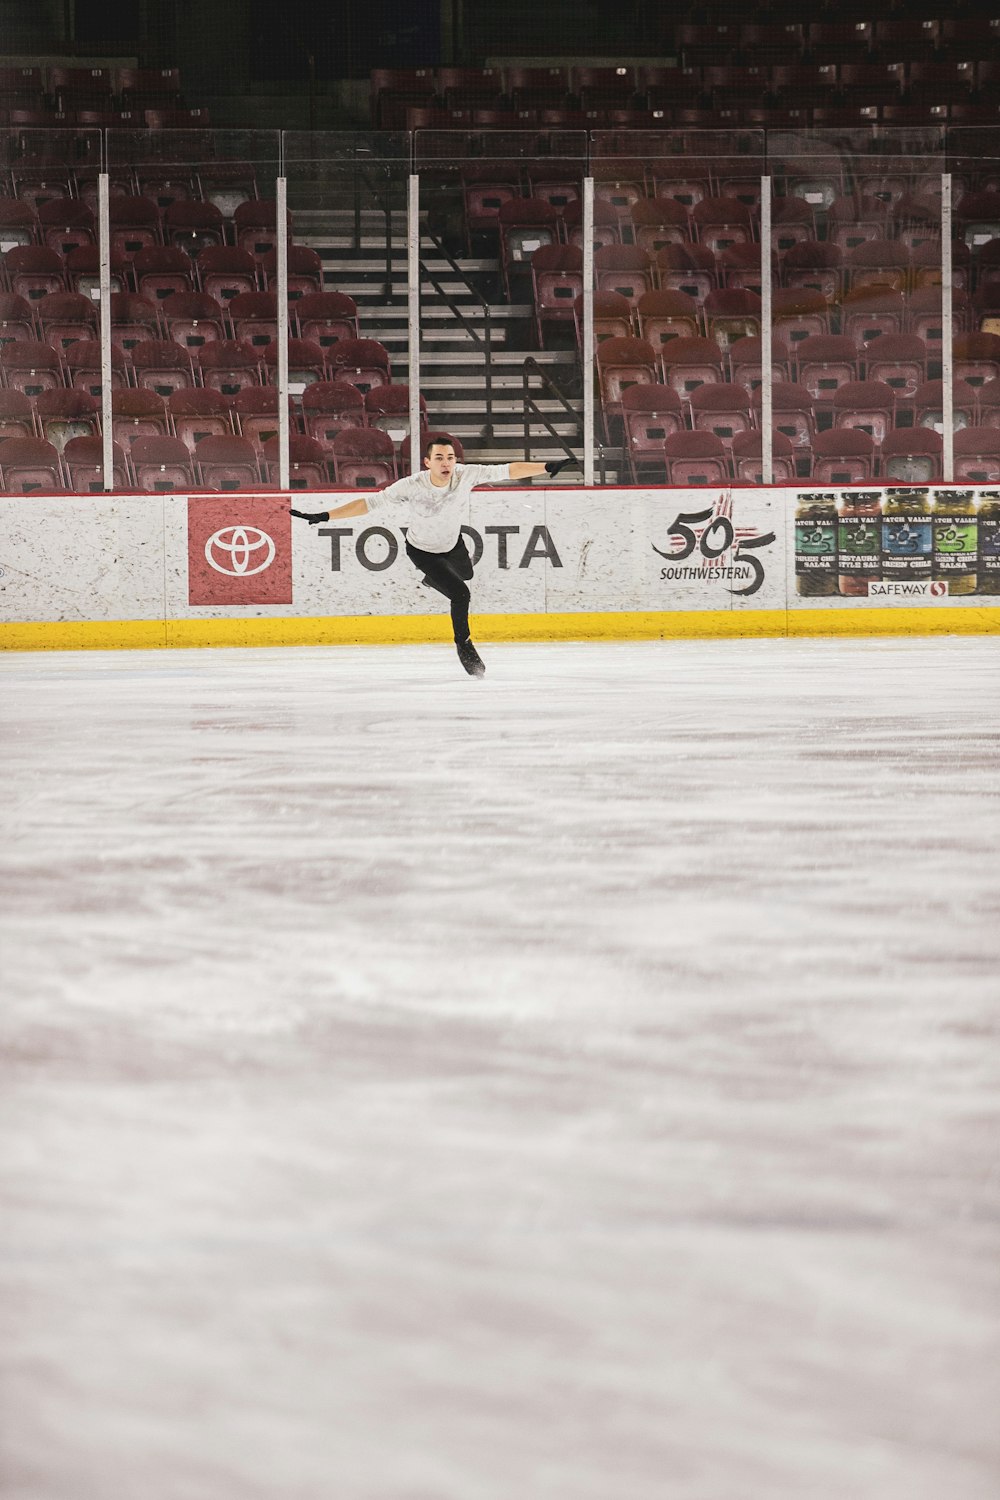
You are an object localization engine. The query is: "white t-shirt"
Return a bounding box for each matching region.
[363,462,513,553]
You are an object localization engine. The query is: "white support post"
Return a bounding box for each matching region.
[276,176,290,491]
[98,174,113,491]
[582,176,595,485]
[941,173,954,484]
[407,174,421,471]
[760,176,773,486]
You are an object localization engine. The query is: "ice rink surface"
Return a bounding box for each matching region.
[1,635,999,1500]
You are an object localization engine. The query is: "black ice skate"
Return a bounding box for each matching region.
[456,637,486,678]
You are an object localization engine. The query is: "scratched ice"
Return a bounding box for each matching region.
[1,637,998,1500]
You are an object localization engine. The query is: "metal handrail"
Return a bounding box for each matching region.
[521,356,584,470]
[421,227,494,438]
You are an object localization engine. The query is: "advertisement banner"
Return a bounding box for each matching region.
[186,495,292,607]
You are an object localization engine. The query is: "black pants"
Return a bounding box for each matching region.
[406,536,475,644]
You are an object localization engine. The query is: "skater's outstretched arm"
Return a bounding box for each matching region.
[289,496,370,525]
[509,458,573,480]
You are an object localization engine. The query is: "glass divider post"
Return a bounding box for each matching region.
[941,172,954,483]
[408,174,421,475]
[582,176,595,485]
[276,176,290,491]
[760,175,772,487]
[98,173,113,492]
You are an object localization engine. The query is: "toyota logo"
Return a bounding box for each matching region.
[205,525,276,577]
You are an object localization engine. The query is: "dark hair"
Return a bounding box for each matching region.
[422,434,457,461]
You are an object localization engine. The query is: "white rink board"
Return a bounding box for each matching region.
[0,486,997,629]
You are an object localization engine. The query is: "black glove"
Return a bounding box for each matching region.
[544,458,573,477]
[290,508,330,525]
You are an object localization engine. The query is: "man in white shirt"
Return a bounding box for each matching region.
[291,435,570,677]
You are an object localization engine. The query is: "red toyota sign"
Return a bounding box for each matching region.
[187,495,292,606]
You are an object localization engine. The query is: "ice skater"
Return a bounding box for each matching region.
[290,436,571,677]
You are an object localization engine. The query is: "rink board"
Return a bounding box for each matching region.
[1,485,998,649]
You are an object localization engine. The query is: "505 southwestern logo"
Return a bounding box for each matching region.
[652,494,776,597]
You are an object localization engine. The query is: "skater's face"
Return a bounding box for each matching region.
[424,444,457,486]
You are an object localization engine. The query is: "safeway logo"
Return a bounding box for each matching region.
[205,525,276,577]
[868,580,948,599]
[188,497,292,605]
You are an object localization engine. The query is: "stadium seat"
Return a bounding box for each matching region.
[0,436,62,492]
[36,199,95,257]
[300,382,366,444]
[879,427,942,481]
[196,434,260,490]
[728,335,793,394]
[782,240,843,302]
[771,289,830,345]
[163,200,227,256]
[629,198,691,254]
[330,427,396,488]
[326,338,391,395]
[0,201,39,250]
[364,385,428,438]
[844,239,910,293]
[231,387,292,450]
[660,335,724,398]
[730,430,797,483]
[196,247,259,303]
[195,340,262,398]
[261,434,330,490]
[953,332,1000,389]
[751,382,816,450]
[62,436,131,492]
[0,389,38,439]
[262,339,329,390]
[262,244,324,301]
[635,289,700,349]
[168,388,235,453]
[576,290,633,345]
[0,292,36,349]
[233,200,289,260]
[596,335,658,432]
[530,245,582,347]
[63,341,129,397]
[952,428,1000,483]
[841,288,906,345]
[691,197,755,256]
[620,384,685,482]
[976,378,1000,429]
[34,389,100,452]
[111,390,171,448]
[770,196,816,255]
[109,292,162,354]
[498,198,560,296]
[914,379,978,434]
[702,288,760,350]
[227,291,279,349]
[562,197,619,250]
[795,335,863,410]
[461,165,521,250]
[161,291,227,351]
[33,291,97,351]
[810,428,877,484]
[133,245,196,301]
[130,435,195,491]
[130,339,196,398]
[862,334,929,408]
[1,341,63,398]
[4,247,66,301]
[663,432,729,485]
[832,381,896,445]
[594,245,655,302]
[107,196,161,260]
[716,243,770,296]
[827,194,890,254]
[688,382,753,447]
[294,292,360,352]
[655,244,716,307]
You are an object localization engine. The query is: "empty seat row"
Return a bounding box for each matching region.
[0,196,286,259]
[622,426,999,486]
[0,423,457,494]
[0,243,324,303]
